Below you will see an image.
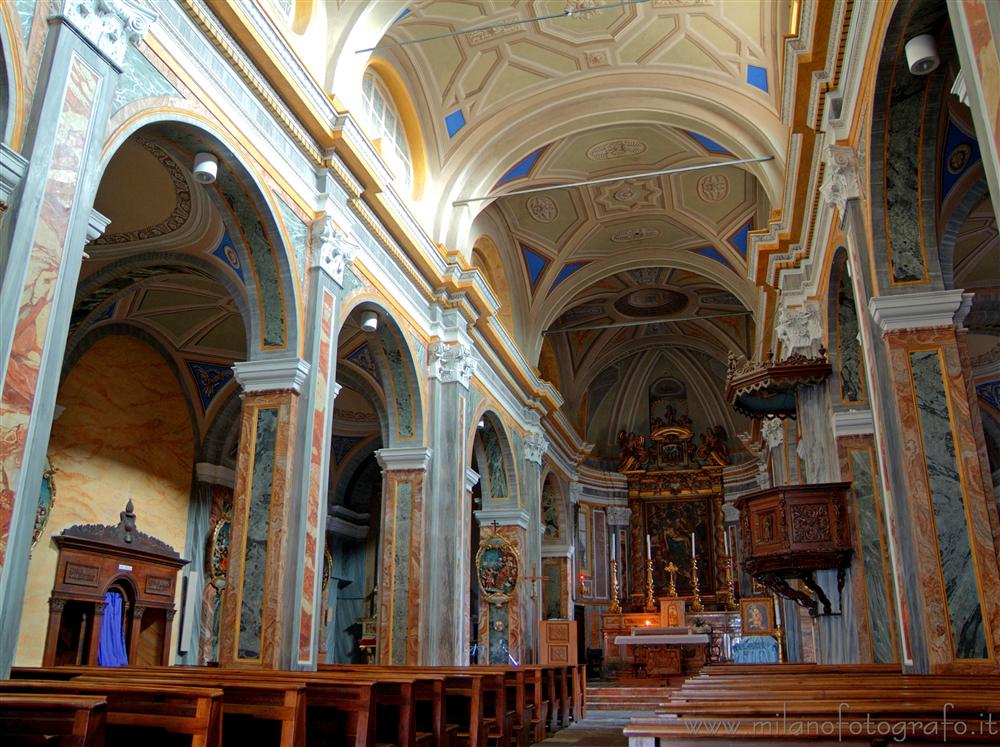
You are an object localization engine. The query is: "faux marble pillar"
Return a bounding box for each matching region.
[375,447,430,665]
[218,358,308,668]
[520,431,548,663]
[422,341,476,664]
[872,292,1000,671]
[0,0,154,678]
[475,508,530,665]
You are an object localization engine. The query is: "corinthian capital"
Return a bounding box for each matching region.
[62,0,157,66]
[313,216,359,286]
[819,145,861,219]
[428,342,476,387]
[524,430,548,465]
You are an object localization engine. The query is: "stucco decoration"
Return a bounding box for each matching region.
[524,431,548,464]
[775,299,822,358]
[61,0,157,67]
[819,145,862,220]
[606,506,631,527]
[761,417,784,449]
[428,342,476,387]
[313,217,359,287]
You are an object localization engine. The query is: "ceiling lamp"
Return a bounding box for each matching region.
[192,152,218,184]
[905,34,940,76]
[359,310,378,332]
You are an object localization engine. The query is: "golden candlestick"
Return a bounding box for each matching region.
[721,554,738,610]
[689,556,704,613]
[609,558,622,613]
[644,559,656,611]
[665,561,678,597]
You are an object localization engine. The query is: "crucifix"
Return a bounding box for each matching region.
[522,564,546,601]
[665,561,679,597]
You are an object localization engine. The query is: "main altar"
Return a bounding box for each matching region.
[601,411,741,676]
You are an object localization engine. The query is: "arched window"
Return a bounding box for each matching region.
[361,69,413,188]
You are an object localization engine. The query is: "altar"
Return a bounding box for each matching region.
[614,627,710,676]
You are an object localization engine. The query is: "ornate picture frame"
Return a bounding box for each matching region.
[740,596,777,636]
[476,532,519,603]
[32,461,58,547]
[208,511,232,589]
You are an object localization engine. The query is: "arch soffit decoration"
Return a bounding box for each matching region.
[540,470,570,545]
[336,296,424,446]
[468,408,519,505]
[99,112,302,359]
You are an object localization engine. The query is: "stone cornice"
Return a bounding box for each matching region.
[233,357,310,393]
[376,446,432,472]
[869,290,974,333]
[465,468,481,493]
[0,144,28,213]
[474,507,530,530]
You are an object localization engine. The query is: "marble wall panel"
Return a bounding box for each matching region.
[910,350,987,659]
[276,197,308,282]
[237,407,278,660]
[377,469,424,665]
[847,446,897,663]
[111,45,180,113]
[375,326,415,439]
[0,57,98,571]
[837,276,866,404]
[15,336,194,665]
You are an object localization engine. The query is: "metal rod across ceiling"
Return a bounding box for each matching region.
[544,310,752,335]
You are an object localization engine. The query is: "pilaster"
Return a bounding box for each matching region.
[475,507,531,664]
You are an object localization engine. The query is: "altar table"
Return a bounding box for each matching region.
[613,632,710,676]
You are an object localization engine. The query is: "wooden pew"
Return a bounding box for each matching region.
[0,680,221,747]
[0,693,107,747]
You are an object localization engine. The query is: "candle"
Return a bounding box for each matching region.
[691,532,696,556]
[646,534,651,558]
[724,529,731,557]
[611,538,616,562]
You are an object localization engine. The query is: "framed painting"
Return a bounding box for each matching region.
[476,532,519,602]
[740,596,777,636]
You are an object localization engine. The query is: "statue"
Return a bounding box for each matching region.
[696,425,730,466]
[617,430,648,471]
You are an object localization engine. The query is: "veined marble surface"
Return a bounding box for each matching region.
[910,351,987,659]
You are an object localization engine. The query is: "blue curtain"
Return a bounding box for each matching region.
[97,591,128,667]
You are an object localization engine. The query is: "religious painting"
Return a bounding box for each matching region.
[476,533,519,601]
[208,512,232,588]
[643,497,714,596]
[32,461,58,547]
[542,479,560,540]
[740,596,777,636]
[593,510,608,599]
[542,558,565,619]
[575,506,590,573]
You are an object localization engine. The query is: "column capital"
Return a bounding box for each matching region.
[761,417,785,448]
[60,0,157,67]
[869,290,974,333]
[606,506,631,527]
[524,430,548,465]
[376,446,431,472]
[464,467,480,492]
[475,507,530,530]
[819,144,862,219]
[195,462,236,488]
[312,216,360,286]
[87,209,111,243]
[233,357,310,394]
[428,341,476,387]
[775,296,822,357]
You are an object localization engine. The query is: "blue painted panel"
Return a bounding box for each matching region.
[549,262,587,291]
[685,131,730,155]
[186,361,235,411]
[212,232,246,284]
[496,149,544,186]
[747,65,769,92]
[445,109,466,137]
[522,245,548,288]
[977,381,1000,411]
[941,119,982,199]
[728,222,751,257]
[393,8,411,23]
[695,246,733,269]
[346,343,382,386]
[910,351,988,659]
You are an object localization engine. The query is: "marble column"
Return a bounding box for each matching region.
[520,430,548,663]
[870,292,1000,671]
[218,357,309,669]
[177,463,235,664]
[0,0,154,678]
[286,213,354,670]
[475,507,531,664]
[461,467,480,664]
[948,0,1000,223]
[421,340,476,664]
[375,446,431,665]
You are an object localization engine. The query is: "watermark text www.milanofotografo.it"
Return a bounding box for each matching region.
[683,704,999,742]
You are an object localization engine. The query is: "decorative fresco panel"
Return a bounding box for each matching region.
[837,273,865,404]
[593,510,608,599]
[910,351,987,659]
[482,420,508,499]
[276,197,308,280]
[112,46,181,113]
[542,480,560,540]
[186,361,234,411]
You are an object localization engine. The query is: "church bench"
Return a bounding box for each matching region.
[0,680,222,747]
[700,663,900,676]
[0,693,107,747]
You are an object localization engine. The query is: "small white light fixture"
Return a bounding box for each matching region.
[905,34,940,76]
[359,309,379,332]
[477,419,485,430]
[193,152,218,184]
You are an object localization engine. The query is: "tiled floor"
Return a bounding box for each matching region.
[532,711,636,746]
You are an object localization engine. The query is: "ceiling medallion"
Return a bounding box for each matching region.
[587,138,647,161]
[697,173,729,202]
[614,287,688,317]
[526,194,558,223]
[611,227,659,242]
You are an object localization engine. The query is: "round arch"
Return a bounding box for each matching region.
[466,407,518,505]
[99,112,301,358]
[0,3,26,149]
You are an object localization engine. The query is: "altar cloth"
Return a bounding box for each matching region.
[614,633,710,645]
